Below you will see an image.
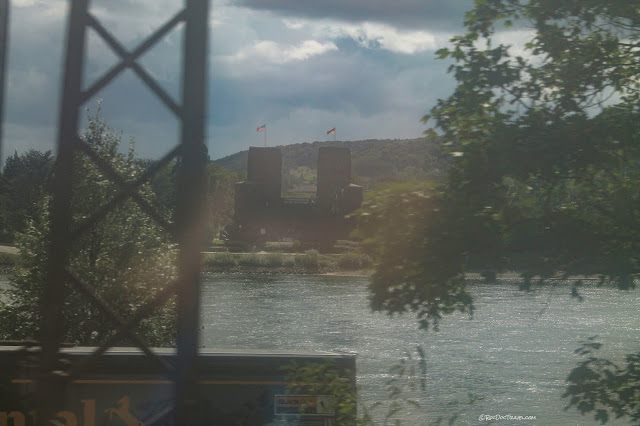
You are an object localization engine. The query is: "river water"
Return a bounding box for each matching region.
[2,273,638,424]
[201,274,639,425]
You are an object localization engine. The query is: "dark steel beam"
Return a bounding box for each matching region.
[64,270,174,373]
[0,0,8,171]
[81,9,186,105]
[36,1,210,422]
[175,0,209,423]
[86,13,183,117]
[74,136,176,235]
[39,0,90,423]
[70,144,182,241]
[69,278,183,381]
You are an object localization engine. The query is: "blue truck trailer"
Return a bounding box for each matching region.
[0,345,356,425]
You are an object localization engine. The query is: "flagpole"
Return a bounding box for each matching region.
[327,127,336,142]
[257,124,267,146]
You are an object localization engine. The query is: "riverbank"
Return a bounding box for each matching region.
[0,246,16,274]
[202,250,373,275]
[1,246,577,280]
[0,248,374,276]
[203,266,373,276]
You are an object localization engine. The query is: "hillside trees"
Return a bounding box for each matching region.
[356,0,640,422]
[205,162,241,241]
[354,180,473,330]
[0,110,177,346]
[361,0,640,326]
[215,138,448,189]
[0,150,54,243]
[431,0,640,281]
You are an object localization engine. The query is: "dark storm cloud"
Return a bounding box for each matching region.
[209,41,454,146]
[232,0,475,31]
[211,48,421,126]
[3,2,67,155]
[3,0,463,161]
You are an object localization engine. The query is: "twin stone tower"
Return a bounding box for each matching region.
[226,146,363,248]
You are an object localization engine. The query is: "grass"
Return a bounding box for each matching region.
[237,253,265,267]
[203,252,237,269]
[0,252,17,266]
[201,248,371,274]
[283,256,296,268]
[337,252,372,270]
[0,244,370,274]
[264,252,285,267]
[295,249,320,271]
[203,251,295,270]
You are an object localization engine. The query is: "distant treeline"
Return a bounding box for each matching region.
[0,149,242,245]
[214,138,447,192]
[0,138,446,245]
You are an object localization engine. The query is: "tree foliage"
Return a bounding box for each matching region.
[0,110,177,346]
[205,162,241,241]
[215,138,447,190]
[427,0,640,282]
[563,337,640,424]
[280,361,359,425]
[0,150,53,243]
[356,1,640,422]
[137,155,241,246]
[354,181,473,331]
[358,0,640,322]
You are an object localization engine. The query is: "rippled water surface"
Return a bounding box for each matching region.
[201,274,639,424]
[1,272,637,424]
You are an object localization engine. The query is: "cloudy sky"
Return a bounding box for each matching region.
[3,0,476,161]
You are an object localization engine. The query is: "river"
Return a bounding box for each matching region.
[2,273,638,424]
[201,274,638,425]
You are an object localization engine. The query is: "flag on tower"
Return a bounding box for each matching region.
[257,124,266,132]
[327,128,336,135]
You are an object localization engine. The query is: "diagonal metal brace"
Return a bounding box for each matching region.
[64,269,174,374]
[71,144,182,241]
[85,12,183,117]
[74,135,176,237]
[68,277,183,382]
[81,8,186,108]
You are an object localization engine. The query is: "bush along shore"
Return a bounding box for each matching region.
[203,250,372,275]
[0,252,16,274]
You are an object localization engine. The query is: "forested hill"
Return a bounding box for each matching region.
[214,138,447,186]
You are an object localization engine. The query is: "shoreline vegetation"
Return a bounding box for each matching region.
[0,245,374,276]
[0,245,598,281]
[202,250,373,275]
[1,245,601,280]
[0,246,16,274]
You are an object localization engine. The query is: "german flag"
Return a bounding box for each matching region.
[327,128,336,135]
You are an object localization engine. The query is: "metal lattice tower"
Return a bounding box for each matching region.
[18,1,212,424]
[0,0,8,171]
